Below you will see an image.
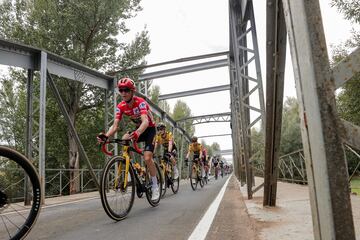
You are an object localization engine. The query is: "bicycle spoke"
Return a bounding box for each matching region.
[7,205,28,220]
[0,146,41,240]
[104,161,133,217]
[3,178,25,192]
[1,215,12,239]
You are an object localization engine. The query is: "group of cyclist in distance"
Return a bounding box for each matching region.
[96,77,227,201]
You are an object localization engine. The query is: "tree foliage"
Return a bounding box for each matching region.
[331,0,360,24]
[331,0,360,174]
[0,0,150,174]
[280,97,302,155]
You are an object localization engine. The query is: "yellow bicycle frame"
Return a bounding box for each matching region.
[160,159,166,179]
[114,145,131,190]
[192,160,201,176]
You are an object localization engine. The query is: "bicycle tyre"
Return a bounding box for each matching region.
[190,164,198,191]
[170,168,180,194]
[145,162,162,207]
[136,183,144,198]
[160,164,166,198]
[199,173,204,188]
[0,146,42,240]
[100,156,135,221]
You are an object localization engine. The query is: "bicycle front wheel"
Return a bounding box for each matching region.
[160,164,166,198]
[170,166,180,194]
[190,165,198,191]
[145,162,162,207]
[199,171,204,188]
[0,146,42,240]
[100,156,135,221]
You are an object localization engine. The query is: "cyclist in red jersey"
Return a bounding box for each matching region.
[97,77,160,200]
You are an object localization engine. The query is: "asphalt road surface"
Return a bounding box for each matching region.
[25,176,229,240]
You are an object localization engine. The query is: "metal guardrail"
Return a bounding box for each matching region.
[253,146,360,184]
[45,169,102,197]
[0,168,103,199]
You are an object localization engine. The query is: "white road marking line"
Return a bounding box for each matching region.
[188,176,231,240]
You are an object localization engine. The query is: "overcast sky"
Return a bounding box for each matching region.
[121,0,358,158]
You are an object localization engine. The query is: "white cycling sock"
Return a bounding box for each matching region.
[151,176,158,188]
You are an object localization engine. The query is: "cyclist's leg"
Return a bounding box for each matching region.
[170,149,179,178]
[138,127,160,200]
[138,127,156,178]
[200,159,205,177]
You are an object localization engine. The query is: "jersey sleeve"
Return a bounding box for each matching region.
[115,104,123,120]
[168,132,173,142]
[138,100,148,115]
[188,144,192,152]
[154,134,160,144]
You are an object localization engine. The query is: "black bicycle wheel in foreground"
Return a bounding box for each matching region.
[0,146,42,240]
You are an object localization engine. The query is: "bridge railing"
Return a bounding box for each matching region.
[0,167,103,199]
[45,169,103,197]
[253,146,360,185]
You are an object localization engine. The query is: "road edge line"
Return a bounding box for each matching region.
[188,175,231,240]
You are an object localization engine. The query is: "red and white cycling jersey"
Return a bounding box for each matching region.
[115,96,156,127]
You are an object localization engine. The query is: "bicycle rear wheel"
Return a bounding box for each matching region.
[145,162,162,207]
[190,165,198,191]
[0,146,42,240]
[100,156,135,221]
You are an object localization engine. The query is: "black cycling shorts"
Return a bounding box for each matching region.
[136,127,156,152]
[163,148,177,158]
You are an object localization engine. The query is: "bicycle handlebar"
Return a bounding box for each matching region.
[100,139,143,156]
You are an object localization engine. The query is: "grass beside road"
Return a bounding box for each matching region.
[351,177,360,195]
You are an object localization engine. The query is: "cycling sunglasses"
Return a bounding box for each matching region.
[119,88,131,93]
[157,127,165,131]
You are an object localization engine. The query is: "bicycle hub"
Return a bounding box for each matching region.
[0,190,7,208]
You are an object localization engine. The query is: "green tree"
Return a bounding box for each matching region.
[148,85,171,123]
[280,97,302,155]
[0,75,26,148]
[331,0,360,24]
[0,0,150,193]
[201,141,221,158]
[211,142,221,153]
[149,85,161,104]
[251,127,264,162]
[172,100,194,135]
[331,0,360,174]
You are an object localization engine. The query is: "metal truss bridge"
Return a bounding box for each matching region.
[1,0,360,239]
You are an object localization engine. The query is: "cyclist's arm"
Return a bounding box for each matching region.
[199,145,203,159]
[154,141,159,151]
[136,114,149,135]
[168,134,174,152]
[105,118,120,137]
[186,145,192,159]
